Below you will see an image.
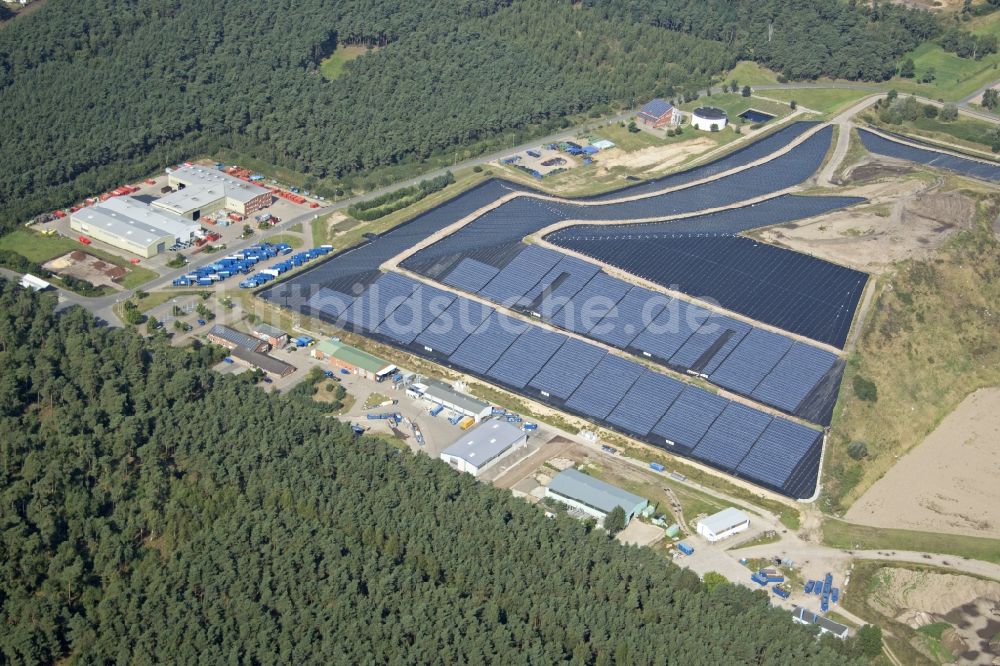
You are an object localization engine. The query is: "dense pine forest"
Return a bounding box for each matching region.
[0,280,872,664]
[0,0,936,234]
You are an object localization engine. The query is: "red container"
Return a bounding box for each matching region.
[79,236,91,244]
[53,210,67,218]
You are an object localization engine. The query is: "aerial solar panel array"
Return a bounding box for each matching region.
[859,129,1000,183]
[323,273,824,498]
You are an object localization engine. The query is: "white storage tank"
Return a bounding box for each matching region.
[691,106,729,131]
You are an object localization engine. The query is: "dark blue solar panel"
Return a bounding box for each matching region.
[304,287,356,320]
[340,272,418,331]
[692,314,752,375]
[564,354,645,419]
[859,129,1000,183]
[670,313,750,371]
[448,312,527,375]
[590,286,669,348]
[375,284,456,345]
[442,258,500,293]
[651,387,728,452]
[479,245,562,305]
[528,338,607,400]
[520,255,601,315]
[631,298,712,363]
[486,325,569,389]
[710,328,794,395]
[738,418,822,489]
[606,371,685,436]
[691,403,772,471]
[414,298,493,355]
[751,342,839,413]
[548,272,631,334]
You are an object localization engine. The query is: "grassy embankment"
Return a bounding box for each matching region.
[264,233,304,249]
[0,229,158,290]
[762,88,874,115]
[824,195,1000,517]
[862,107,999,156]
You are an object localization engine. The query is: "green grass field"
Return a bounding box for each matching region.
[319,45,370,80]
[724,61,780,87]
[678,93,789,121]
[0,230,158,289]
[760,88,872,115]
[590,123,665,152]
[822,519,1000,564]
[265,233,304,249]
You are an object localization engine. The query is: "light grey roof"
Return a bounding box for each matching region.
[209,325,262,350]
[423,381,490,414]
[169,165,270,204]
[152,185,227,214]
[698,507,749,534]
[440,418,525,468]
[549,468,646,514]
[252,323,287,339]
[793,607,848,636]
[71,197,194,245]
[230,346,295,376]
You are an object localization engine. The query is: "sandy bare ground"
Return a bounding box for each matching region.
[759,178,975,272]
[596,138,715,172]
[846,387,1000,539]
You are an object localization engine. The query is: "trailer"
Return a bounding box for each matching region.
[173,277,192,287]
[750,572,769,586]
[772,586,790,600]
[522,423,538,431]
[459,416,475,430]
[448,413,463,426]
[649,462,666,472]
[677,543,694,556]
[831,588,839,604]
[822,574,833,594]
[804,580,815,594]
[491,407,506,415]
[429,404,444,417]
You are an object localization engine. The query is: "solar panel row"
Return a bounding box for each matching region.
[859,129,1000,184]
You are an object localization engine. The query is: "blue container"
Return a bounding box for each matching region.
[677,543,694,556]
[649,462,666,472]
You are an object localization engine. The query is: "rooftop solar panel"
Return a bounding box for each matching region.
[528,338,607,400]
[691,403,772,471]
[375,284,456,344]
[564,354,645,419]
[442,257,501,293]
[414,298,493,356]
[606,371,685,436]
[590,286,669,349]
[737,418,822,489]
[486,325,569,389]
[651,387,728,453]
[710,328,794,395]
[750,342,839,413]
[547,272,631,334]
[479,245,562,305]
[447,311,527,374]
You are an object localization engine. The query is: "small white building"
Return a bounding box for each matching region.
[19,274,52,291]
[421,380,492,422]
[691,106,729,131]
[696,507,750,542]
[439,418,528,478]
[792,607,849,640]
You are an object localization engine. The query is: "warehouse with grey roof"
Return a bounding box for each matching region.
[547,468,648,525]
[162,165,272,219]
[69,196,200,257]
[439,418,528,477]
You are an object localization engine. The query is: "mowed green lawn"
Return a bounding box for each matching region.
[761,88,873,115]
[0,230,158,288]
[724,61,780,87]
[678,93,790,122]
[319,45,369,80]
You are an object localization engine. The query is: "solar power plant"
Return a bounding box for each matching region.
[546,272,631,333]
[339,271,418,330]
[588,285,669,348]
[485,324,569,389]
[479,244,563,304]
[737,418,823,497]
[709,328,794,395]
[550,233,866,348]
[605,370,684,436]
[669,313,752,373]
[527,337,608,400]
[750,342,839,413]
[374,283,456,345]
[691,402,773,470]
[518,253,600,314]
[859,129,1000,183]
[564,354,646,419]
[651,387,729,454]
[447,311,527,374]
[441,257,500,293]
[547,193,864,240]
[304,287,356,321]
[629,297,713,362]
[586,122,821,200]
[414,297,493,356]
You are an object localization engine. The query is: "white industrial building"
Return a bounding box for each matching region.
[161,165,272,219]
[691,106,729,131]
[420,380,492,422]
[792,607,849,639]
[70,197,199,258]
[696,507,750,542]
[439,418,528,478]
[547,468,648,526]
[19,274,52,291]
